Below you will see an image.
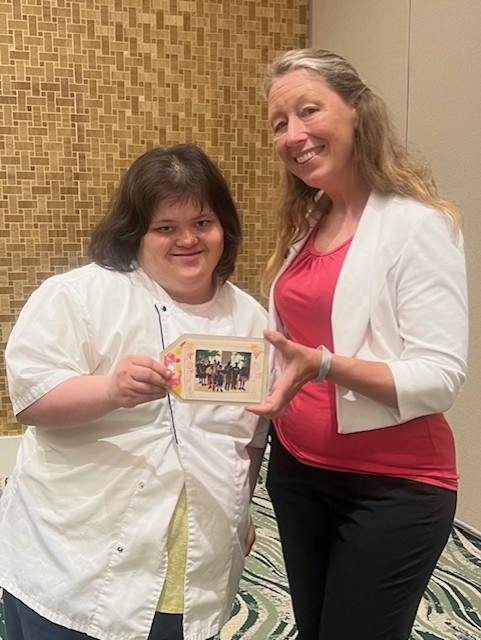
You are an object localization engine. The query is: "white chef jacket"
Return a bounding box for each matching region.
[268,191,468,433]
[0,264,269,640]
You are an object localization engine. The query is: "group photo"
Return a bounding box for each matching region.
[195,352,252,393]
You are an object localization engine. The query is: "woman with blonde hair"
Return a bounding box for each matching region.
[250,48,468,640]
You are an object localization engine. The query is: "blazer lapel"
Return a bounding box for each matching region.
[332,192,389,355]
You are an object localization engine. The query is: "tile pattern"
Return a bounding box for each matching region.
[0,0,308,435]
[1,452,480,639]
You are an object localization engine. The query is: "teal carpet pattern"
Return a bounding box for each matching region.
[1,452,480,639]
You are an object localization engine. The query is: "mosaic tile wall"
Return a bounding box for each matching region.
[0,0,308,435]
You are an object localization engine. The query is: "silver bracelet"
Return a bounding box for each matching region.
[312,345,332,383]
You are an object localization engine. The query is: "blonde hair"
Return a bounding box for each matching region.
[262,48,461,292]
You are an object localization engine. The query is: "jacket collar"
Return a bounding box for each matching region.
[331,191,390,353]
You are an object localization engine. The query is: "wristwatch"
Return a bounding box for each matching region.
[312,345,332,382]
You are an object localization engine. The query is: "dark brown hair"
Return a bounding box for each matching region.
[89,143,241,284]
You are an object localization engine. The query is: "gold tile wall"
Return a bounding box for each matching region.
[0,0,307,434]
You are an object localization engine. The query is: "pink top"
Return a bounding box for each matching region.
[273,230,458,491]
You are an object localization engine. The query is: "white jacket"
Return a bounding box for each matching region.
[268,191,468,433]
[0,264,268,640]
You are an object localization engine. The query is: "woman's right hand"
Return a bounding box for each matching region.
[107,355,173,408]
[16,355,173,428]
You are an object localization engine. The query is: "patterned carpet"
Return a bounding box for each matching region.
[1,452,480,640]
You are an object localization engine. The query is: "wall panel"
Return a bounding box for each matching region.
[408,0,481,532]
[310,0,409,139]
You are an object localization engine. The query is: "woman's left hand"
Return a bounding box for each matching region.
[249,329,400,416]
[248,330,322,418]
[244,522,256,556]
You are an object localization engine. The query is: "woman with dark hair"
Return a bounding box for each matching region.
[89,143,241,282]
[0,143,268,640]
[249,49,468,640]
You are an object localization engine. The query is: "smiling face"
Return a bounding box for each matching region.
[138,198,225,304]
[268,69,359,196]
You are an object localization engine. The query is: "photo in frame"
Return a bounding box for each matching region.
[160,334,269,404]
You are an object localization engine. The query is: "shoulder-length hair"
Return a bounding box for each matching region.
[262,48,461,291]
[89,143,241,284]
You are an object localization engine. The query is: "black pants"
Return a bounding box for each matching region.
[267,431,457,640]
[3,591,215,640]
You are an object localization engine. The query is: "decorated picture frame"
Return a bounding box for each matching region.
[160,334,269,405]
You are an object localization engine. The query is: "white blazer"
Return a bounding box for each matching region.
[268,191,468,434]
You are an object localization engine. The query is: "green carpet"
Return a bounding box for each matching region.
[1,453,480,639]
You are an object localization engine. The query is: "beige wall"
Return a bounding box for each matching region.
[0,1,308,436]
[310,0,410,137]
[311,0,481,532]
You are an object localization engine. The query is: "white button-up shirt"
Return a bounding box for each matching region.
[0,264,268,640]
